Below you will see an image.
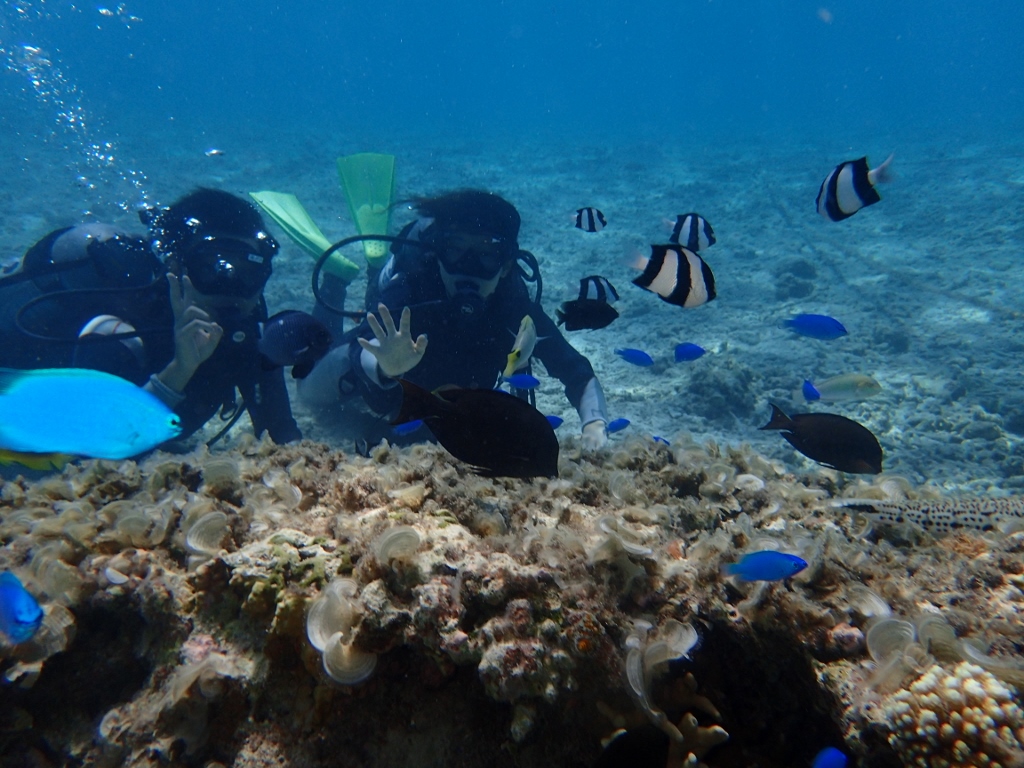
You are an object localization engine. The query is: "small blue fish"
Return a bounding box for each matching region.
[723,551,808,582]
[503,373,540,390]
[802,379,821,401]
[615,348,654,366]
[545,415,564,429]
[607,418,631,433]
[0,573,43,644]
[0,368,181,459]
[781,314,848,341]
[674,342,706,362]
[812,747,847,768]
[652,435,671,446]
[392,419,424,436]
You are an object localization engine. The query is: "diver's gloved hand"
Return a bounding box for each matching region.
[358,303,428,378]
[581,420,608,451]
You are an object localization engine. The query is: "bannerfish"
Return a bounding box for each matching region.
[607,418,630,433]
[723,550,808,582]
[674,342,706,362]
[0,572,44,644]
[816,154,893,222]
[393,379,558,478]
[615,348,654,367]
[669,213,716,251]
[782,313,848,340]
[557,276,620,331]
[0,368,182,460]
[503,373,540,390]
[799,374,882,403]
[0,448,71,472]
[760,404,883,474]
[392,419,424,437]
[260,310,333,379]
[574,207,607,233]
[631,244,716,309]
[812,747,848,768]
[503,315,539,378]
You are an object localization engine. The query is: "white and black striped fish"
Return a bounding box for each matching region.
[816,154,893,221]
[631,245,716,309]
[577,275,619,303]
[669,213,716,251]
[574,207,607,233]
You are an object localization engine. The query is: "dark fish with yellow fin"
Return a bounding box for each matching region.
[394,379,558,478]
[760,404,882,474]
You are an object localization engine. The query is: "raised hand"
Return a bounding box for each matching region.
[357,303,428,378]
[164,273,224,387]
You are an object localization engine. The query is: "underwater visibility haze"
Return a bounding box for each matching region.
[2,1,1024,766]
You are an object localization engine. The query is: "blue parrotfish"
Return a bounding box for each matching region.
[615,348,654,367]
[0,572,44,644]
[723,551,808,582]
[0,368,182,460]
[781,314,848,340]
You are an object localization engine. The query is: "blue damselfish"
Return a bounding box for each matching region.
[392,419,424,436]
[503,373,541,390]
[781,314,848,340]
[724,551,808,582]
[674,342,706,362]
[607,418,631,433]
[614,348,654,366]
[0,368,181,460]
[812,747,847,768]
[0,572,43,644]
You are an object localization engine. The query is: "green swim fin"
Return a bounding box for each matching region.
[336,153,396,268]
[249,190,359,283]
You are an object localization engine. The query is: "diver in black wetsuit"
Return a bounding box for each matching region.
[0,188,300,446]
[300,189,609,450]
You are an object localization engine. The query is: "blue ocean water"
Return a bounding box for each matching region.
[2,0,1024,490]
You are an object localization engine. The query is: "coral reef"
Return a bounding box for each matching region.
[0,433,1022,767]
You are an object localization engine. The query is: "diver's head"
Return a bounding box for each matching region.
[144,188,278,308]
[22,223,160,290]
[413,190,521,313]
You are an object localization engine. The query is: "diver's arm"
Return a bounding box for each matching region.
[578,377,609,450]
[356,303,428,377]
[248,368,302,443]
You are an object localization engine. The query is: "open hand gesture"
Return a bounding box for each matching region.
[357,303,428,378]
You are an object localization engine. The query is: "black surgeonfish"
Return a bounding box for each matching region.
[631,245,716,309]
[816,154,893,221]
[760,404,883,474]
[394,379,559,478]
[557,275,620,331]
[669,213,716,251]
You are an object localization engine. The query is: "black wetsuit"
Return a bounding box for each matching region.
[0,234,300,445]
[342,234,596,420]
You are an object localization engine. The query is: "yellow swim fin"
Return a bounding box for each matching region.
[249,190,359,283]
[336,153,396,269]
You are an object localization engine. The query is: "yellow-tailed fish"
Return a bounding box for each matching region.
[503,315,538,378]
[797,374,882,403]
[0,449,71,471]
[0,368,181,460]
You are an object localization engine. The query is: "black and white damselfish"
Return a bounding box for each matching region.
[816,154,893,222]
[631,245,716,309]
[574,207,607,233]
[556,275,620,331]
[669,213,716,251]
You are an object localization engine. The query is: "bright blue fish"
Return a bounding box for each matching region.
[545,415,564,429]
[781,314,848,341]
[503,373,541,390]
[723,551,808,582]
[652,435,671,446]
[0,368,181,460]
[674,343,706,362]
[392,419,424,436]
[607,418,631,433]
[0,572,43,644]
[812,747,847,768]
[615,348,654,366]
[802,379,821,401]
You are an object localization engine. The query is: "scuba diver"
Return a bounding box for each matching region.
[0,188,301,447]
[298,189,610,450]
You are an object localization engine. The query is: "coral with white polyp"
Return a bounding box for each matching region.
[305,577,377,685]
